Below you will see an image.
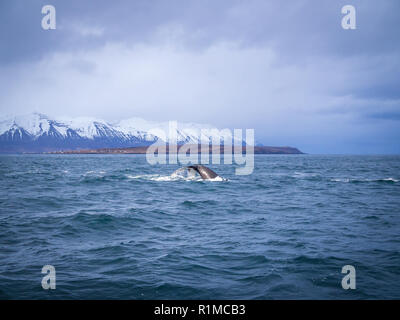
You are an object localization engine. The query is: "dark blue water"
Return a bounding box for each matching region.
[0,155,399,299]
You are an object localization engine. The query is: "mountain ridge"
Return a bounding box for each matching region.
[0,112,253,153]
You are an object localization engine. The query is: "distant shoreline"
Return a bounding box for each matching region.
[46,145,304,155]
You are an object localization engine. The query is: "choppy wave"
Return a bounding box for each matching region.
[292,171,319,178]
[290,171,399,184]
[330,177,399,183]
[1,154,400,299]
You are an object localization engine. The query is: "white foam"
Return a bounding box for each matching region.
[126,173,226,182]
[293,172,318,178]
[330,177,398,183]
[331,178,350,182]
[83,170,106,177]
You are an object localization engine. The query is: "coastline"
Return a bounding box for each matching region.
[46,145,304,155]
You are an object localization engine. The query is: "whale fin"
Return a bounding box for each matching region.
[187,165,219,180]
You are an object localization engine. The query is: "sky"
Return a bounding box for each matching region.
[0,0,399,154]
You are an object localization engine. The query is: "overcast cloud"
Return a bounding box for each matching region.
[1,0,399,153]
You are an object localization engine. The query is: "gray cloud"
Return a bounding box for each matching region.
[1,0,399,153]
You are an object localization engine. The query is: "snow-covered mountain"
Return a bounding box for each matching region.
[0,113,243,152]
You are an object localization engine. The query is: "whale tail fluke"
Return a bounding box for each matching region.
[187,165,219,180]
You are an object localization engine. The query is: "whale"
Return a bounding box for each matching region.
[187,165,219,180]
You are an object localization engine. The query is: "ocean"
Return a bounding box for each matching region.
[0,154,399,299]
